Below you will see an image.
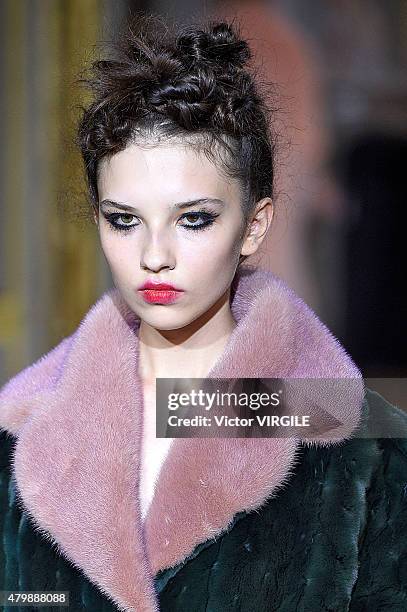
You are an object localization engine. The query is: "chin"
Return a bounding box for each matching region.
[151,321,188,331]
[140,308,203,332]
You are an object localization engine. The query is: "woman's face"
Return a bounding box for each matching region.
[96,142,259,331]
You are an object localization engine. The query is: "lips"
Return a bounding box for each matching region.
[138,280,184,304]
[139,281,181,291]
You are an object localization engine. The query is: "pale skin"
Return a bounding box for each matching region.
[94,141,273,501]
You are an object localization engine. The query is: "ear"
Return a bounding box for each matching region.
[240,198,274,257]
[93,206,99,227]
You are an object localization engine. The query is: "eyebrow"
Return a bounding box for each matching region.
[99,198,225,213]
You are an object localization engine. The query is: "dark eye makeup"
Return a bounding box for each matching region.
[101,208,220,234]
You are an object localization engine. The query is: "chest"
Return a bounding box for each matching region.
[142,382,157,438]
[139,382,174,517]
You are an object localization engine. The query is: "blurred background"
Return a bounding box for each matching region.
[0,0,406,403]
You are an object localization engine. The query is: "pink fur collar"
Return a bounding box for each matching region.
[0,266,364,612]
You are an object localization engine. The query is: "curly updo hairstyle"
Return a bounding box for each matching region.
[78,14,276,263]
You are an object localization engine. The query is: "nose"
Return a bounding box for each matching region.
[140,231,176,273]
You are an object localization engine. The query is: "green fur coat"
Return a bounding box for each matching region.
[0,268,406,611]
[1,389,407,611]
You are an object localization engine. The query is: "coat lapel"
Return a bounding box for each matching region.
[0,266,364,612]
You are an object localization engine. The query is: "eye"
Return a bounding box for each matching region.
[103,212,139,232]
[102,208,219,234]
[178,210,219,231]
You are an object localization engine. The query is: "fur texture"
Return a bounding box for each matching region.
[0,266,364,611]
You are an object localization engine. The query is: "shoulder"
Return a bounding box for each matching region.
[294,387,407,479]
[0,335,74,435]
[303,388,407,474]
[362,387,407,437]
[0,429,16,475]
[0,430,17,533]
[0,334,73,399]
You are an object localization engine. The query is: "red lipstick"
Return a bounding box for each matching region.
[138,280,184,304]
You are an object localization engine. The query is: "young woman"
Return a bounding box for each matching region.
[1,17,406,612]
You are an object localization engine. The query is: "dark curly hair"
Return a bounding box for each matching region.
[77,14,277,260]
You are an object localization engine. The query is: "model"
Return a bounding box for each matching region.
[1,16,406,612]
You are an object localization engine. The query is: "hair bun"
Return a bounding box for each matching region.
[78,15,275,209]
[176,22,251,70]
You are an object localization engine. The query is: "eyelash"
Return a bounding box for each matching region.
[102,209,219,234]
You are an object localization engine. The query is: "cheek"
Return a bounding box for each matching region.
[177,229,241,286]
[179,225,241,260]
[99,233,136,278]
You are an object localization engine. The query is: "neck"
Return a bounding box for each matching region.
[138,287,236,385]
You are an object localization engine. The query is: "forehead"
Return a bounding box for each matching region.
[97,142,239,203]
